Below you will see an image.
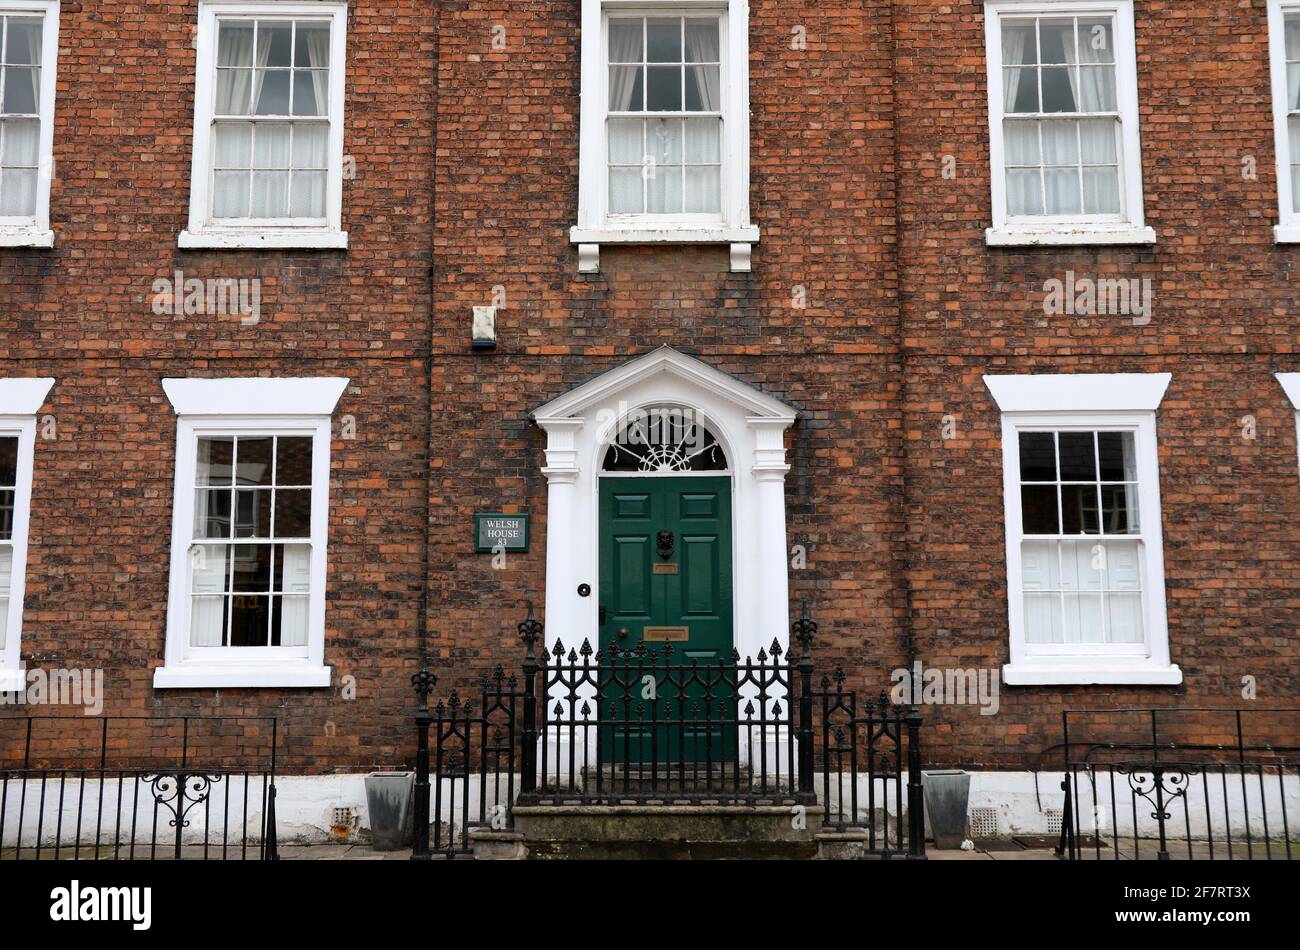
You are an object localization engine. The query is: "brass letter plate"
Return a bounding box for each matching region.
[643,626,689,642]
[652,563,679,575]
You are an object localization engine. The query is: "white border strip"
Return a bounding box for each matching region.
[162,378,349,416]
[0,378,55,416]
[984,373,1172,413]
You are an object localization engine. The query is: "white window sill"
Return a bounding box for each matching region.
[0,227,54,248]
[1003,661,1183,686]
[0,667,25,692]
[985,225,1157,247]
[569,224,760,245]
[153,663,332,689]
[1274,224,1300,243]
[179,229,349,251]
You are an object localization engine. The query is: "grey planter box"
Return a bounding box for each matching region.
[922,769,971,850]
[365,772,414,851]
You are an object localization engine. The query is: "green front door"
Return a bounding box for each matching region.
[598,476,734,764]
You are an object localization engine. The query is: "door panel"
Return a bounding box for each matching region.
[599,476,734,763]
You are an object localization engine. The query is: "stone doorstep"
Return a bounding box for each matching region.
[513,803,825,843]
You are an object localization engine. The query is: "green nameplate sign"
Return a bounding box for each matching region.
[475,513,530,552]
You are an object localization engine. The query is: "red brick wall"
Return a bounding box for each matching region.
[2,1,1296,774]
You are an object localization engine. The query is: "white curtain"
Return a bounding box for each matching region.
[307,27,330,116]
[190,546,229,647]
[608,21,642,111]
[278,545,310,647]
[1001,24,1029,111]
[0,22,43,217]
[684,23,719,111]
[215,26,255,114]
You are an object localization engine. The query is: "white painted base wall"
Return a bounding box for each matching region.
[4,770,1295,848]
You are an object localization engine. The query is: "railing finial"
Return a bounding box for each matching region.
[411,663,437,713]
[791,609,817,659]
[518,600,544,658]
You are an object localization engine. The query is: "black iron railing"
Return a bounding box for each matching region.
[1058,708,1298,861]
[411,613,925,859]
[0,716,279,860]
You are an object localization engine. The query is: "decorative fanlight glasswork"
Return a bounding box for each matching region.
[602,407,728,473]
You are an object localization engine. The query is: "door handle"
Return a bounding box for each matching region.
[617,627,630,639]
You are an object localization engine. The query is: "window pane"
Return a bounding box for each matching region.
[609,18,642,62]
[1019,432,1056,481]
[229,595,271,646]
[1059,432,1096,480]
[0,167,35,215]
[295,22,330,67]
[215,69,254,114]
[230,543,271,591]
[292,71,326,116]
[1293,164,1300,214]
[608,66,643,111]
[1006,168,1043,215]
[1097,431,1137,480]
[251,170,290,216]
[1063,592,1104,643]
[0,491,13,540]
[646,66,681,110]
[234,487,272,537]
[213,170,250,217]
[1286,15,1300,61]
[5,19,42,66]
[685,20,719,62]
[1076,66,1116,111]
[254,69,292,115]
[608,118,643,163]
[195,488,233,538]
[0,117,37,167]
[274,488,312,537]
[1003,67,1039,113]
[1002,21,1038,66]
[1076,17,1114,64]
[259,21,293,67]
[646,117,681,165]
[213,123,252,168]
[684,165,720,213]
[191,544,230,593]
[236,437,274,484]
[197,437,235,485]
[609,166,642,212]
[1041,119,1078,165]
[275,543,312,593]
[274,595,310,647]
[1021,485,1059,534]
[217,21,255,67]
[1043,168,1081,214]
[1004,119,1040,164]
[1023,593,1063,643]
[646,18,679,62]
[289,170,327,217]
[1040,67,1076,112]
[1078,118,1116,163]
[646,164,682,213]
[0,437,16,485]
[1038,18,1075,64]
[1106,592,1144,643]
[1020,540,1060,589]
[1059,539,1103,590]
[1100,485,1137,533]
[1104,539,1142,590]
[291,123,327,167]
[190,595,228,646]
[1061,484,1100,534]
[1081,166,1119,214]
[684,117,720,162]
[276,436,314,485]
[3,66,38,113]
[684,66,719,111]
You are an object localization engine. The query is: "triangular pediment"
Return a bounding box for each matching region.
[531,346,797,422]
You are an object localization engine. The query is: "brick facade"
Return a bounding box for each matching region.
[0,1,1295,772]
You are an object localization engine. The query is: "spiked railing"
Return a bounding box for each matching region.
[411,610,925,859]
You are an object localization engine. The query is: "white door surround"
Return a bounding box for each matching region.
[531,347,798,663]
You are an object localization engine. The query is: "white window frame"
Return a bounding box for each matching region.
[1278,373,1300,470]
[0,377,53,691]
[155,377,348,688]
[982,0,1155,247]
[179,0,348,250]
[570,0,758,273]
[0,1,59,248]
[1269,0,1300,242]
[985,373,1181,685]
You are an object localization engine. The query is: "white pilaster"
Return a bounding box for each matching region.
[537,417,585,640]
[748,417,794,657]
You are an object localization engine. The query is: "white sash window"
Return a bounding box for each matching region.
[0,1,58,248]
[1269,1,1300,241]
